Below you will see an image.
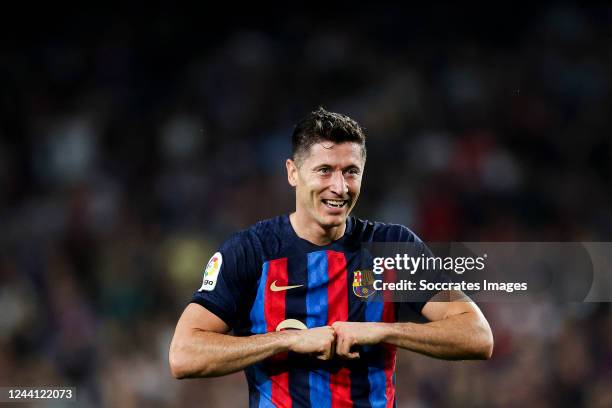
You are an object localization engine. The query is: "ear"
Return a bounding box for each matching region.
[286,159,298,187]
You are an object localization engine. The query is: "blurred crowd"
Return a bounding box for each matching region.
[1,3,612,407]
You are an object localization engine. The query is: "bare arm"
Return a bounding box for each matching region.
[381,295,493,360]
[169,303,335,378]
[333,291,493,360]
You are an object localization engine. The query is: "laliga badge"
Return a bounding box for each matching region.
[353,269,375,298]
[199,252,222,291]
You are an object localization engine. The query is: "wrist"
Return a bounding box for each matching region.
[275,330,298,352]
[372,322,393,343]
[377,322,396,343]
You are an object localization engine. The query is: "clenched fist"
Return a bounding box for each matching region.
[285,326,336,360]
[331,322,386,359]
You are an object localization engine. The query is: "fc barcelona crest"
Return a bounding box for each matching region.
[353,269,375,298]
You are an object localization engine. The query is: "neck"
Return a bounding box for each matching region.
[289,211,346,246]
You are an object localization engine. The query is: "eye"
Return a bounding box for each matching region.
[344,168,360,177]
[317,167,331,175]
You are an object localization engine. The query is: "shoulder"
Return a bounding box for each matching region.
[349,216,422,243]
[218,215,287,258]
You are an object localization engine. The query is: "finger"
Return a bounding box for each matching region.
[327,330,337,360]
[315,335,335,361]
[337,336,352,358]
[318,346,330,361]
[335,336,345,357]
[345,341,360,359]
[318,343,334,360]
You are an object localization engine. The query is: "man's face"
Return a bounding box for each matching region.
[287,141,365,229]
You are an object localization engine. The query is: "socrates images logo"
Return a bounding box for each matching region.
[353,269,375,298]
[199,252,222,291]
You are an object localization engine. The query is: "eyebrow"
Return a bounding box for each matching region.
[311,163,361,171]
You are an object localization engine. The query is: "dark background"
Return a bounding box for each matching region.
[1,3,612,407]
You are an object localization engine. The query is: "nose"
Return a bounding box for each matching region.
[329,170,349,196]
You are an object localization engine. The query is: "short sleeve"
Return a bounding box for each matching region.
[402,237,451,314]
[191,232,260,329]
[388,226,450,316]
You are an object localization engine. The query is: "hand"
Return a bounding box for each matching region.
[331,322,386,359]
[285,326,336,360]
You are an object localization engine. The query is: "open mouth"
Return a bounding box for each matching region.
[322,199,348,209]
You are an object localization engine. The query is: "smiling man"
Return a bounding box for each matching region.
[169,108,493,407]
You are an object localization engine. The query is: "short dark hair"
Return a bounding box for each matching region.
[291,107,366,164]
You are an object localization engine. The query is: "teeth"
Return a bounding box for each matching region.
[324,199,346,208]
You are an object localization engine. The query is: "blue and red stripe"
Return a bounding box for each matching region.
[249,258,292,407]
[327,250,352,407]
[249,250,397,407]
[306,250,331,407]
[306,250,354,407]
[285,254,311,407]
[365,295,397,407]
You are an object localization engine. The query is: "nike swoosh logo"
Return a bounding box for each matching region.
[270,280,303,292]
